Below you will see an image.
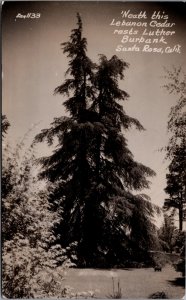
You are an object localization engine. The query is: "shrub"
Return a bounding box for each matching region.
[173,231,185,277]
[2,141,74,298]
[148,291,169,299]
[2,236,72,298]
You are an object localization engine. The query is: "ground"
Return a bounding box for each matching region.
[64,265,185,298]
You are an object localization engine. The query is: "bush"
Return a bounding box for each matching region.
[149,251,171,267]
[148,291,169,299]
[2,236,73,298]
[174,258,185,277]
[173,231,185,277]
[2,141,74,298]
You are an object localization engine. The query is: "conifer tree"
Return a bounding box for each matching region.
[35,14,158,267]
[163,67,186,231]
[35,14,98,264]
[89,55,158,265]
[164,141,186,231]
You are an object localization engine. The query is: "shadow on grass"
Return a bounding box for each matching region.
[94,267,133,271]
[167,277,185,287]
[118,268,133,271]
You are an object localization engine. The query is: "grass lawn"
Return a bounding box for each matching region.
[64,265,185,298]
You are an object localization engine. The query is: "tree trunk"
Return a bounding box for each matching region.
[179,206,183,231]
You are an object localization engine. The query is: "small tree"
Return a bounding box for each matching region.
[158,214,178,252]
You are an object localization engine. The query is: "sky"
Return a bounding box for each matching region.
[2,1,186,227]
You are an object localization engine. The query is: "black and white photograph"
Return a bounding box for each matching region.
[2,1,186,298]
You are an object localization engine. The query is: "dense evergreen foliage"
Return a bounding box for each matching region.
[35,14,159,267]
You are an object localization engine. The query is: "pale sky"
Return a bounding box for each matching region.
[2,1,186,227]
